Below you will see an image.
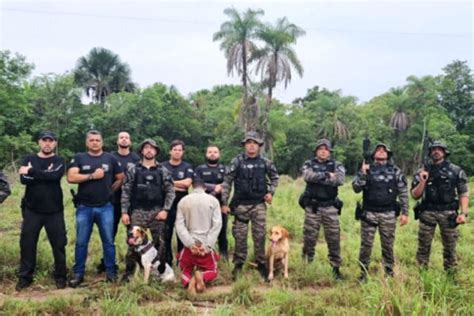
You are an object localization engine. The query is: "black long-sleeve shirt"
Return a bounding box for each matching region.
[20,154,65,213]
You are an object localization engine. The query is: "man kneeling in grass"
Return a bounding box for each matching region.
[175,178,222,294]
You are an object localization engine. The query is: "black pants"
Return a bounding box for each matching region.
[18,208,67,281]
[218,212,228,255]
[165,193,186,265]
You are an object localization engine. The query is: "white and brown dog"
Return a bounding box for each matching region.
[128,226,175,283]
[266,225,290,281]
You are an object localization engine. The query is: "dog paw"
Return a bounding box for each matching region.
[268,273,274,280]
[284,274,288,279]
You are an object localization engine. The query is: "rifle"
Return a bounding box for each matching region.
[363,136,372,165]
[414,134,432,220]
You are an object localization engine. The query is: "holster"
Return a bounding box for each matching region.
[355,201,363,221]
[447,211,459,228]
[393,202,401,217]
[70,189,79,208]
[414,202,424,220]
[334,198,344,215]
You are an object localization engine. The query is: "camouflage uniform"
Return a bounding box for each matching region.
[352,146,408,275]
[301,142,345,269]
[221,153,279,267]
[121,160,175,274]
[0,171,11,204]
[412,159,468,271]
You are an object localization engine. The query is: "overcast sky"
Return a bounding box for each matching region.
[0,1,472,103]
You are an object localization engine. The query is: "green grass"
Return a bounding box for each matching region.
[0,175,472,315]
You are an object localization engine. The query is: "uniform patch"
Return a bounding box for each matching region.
[82,165,91,171]
[178,171,184,179]
[102,164,110,172]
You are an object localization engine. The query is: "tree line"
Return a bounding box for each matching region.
[0,8,473,176]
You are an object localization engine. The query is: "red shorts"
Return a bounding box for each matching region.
[177,248,220,286]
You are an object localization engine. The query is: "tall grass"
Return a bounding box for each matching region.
[0,175,472,314]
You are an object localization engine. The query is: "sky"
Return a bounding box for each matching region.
[0,0,472,104]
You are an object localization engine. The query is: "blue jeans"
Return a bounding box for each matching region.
[73,203,116,277]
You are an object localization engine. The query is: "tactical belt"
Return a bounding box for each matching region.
[422,202,458,212]
[363,204,395,212]
[313,199,336,207]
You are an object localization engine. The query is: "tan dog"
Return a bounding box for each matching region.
[266,225,290,281]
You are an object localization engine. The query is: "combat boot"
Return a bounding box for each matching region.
[257,263,268,281]
[232,263,243,280]
[358,265,368,283]
[332,267,344,281]
[384,267,394,278]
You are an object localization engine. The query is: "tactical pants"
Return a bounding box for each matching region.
[416,210,458,270]
[232,203,267,266]
[165,194,186,265]
[18,208,67,282]
[302,206,341,267]
[218,212,228,256]
[124,209,167,273]
[359,211,397,270]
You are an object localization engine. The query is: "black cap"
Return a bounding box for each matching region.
[38,131,57,141]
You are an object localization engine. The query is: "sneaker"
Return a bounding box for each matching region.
[195,270,205,293]
[68,275,84,288]
[158,264,176,283]
[15,278,32,291]
[55,278,67,289]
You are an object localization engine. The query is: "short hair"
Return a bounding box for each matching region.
[86,130,102,139]
[170,139,185,150]
[207,144,219,150]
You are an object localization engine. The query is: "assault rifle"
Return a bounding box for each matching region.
[414,134,432,220]
[362,136,372,165]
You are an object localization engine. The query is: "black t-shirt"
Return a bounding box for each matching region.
[68,152,122,207]
[112,151,140,204]
[161,160,194,201]
[20,154,65,213]
[194,163,226,202]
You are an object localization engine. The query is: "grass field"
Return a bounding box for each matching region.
[0,175,473,315]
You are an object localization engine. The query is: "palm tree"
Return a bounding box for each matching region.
[73,47,135,103]
[213,7,264,131]
[254,17,305,152]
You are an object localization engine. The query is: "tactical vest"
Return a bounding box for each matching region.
[131,165,164,209]
[200,164,225,185]
[234,156,267,202]
[423,161,457,207]
[304,159,338,201]
[363,163,398,210]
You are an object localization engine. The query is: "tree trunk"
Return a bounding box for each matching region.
[261,86,273,158]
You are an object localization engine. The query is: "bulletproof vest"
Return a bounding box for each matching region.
[200,164,225,185]
[131,165,164,209]
[304,159,338,201]
[423,161,457,205]
[363,163,398,209]
[234,156,267,201]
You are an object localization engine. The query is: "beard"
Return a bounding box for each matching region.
[119,144,130,149]
[41,148,53,155]
[206,158,219,165]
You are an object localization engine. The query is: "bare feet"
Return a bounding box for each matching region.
[195,271,206,293]
[187,276,196,295]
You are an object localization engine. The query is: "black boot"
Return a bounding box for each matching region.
[332,267,343,281]
[15,277,33,291]
[385,267,394,278]
[68,275,84,288]
[257,263,268,281]
[358,265,368,283]
[232,263,243,281]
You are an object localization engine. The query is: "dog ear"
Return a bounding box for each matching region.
[282,228,289,239]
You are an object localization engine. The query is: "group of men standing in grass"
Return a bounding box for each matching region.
[1,129,468,292]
